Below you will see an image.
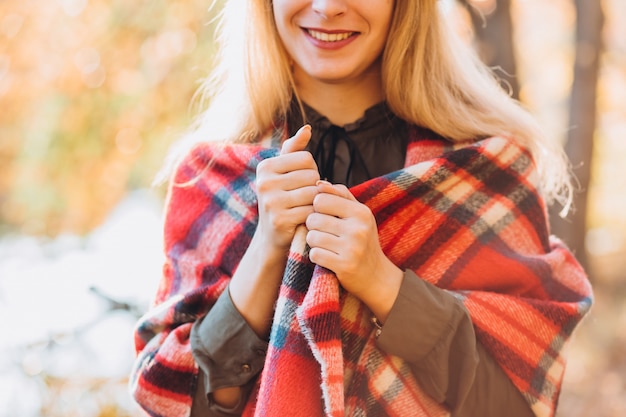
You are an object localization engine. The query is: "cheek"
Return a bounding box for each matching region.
[370,1,394,32]
[272,0,300,24]
[272,1,298,41]
[271,1,288,31]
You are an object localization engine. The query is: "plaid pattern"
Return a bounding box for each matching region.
[130,128,592,417]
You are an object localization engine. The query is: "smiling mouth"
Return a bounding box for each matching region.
[306,29,355,42]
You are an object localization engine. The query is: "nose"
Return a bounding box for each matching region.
[311,0,347,19]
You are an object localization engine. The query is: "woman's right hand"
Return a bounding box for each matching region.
[228,125,319,339]
[254,125,320,250]
[211,126,319,408]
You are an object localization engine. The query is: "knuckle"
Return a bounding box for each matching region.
[297,152,319,172]
[255,174,276,193]
[353,225,369,240]
[308,247,318,263]
[256,158,270,173]
[258,156,280,174]
[256,179,270,193]
[307,169,321,183]
[313,192,327,206]
[305,214,315,229]
[306,230,315,246]
[300,151,315,165]
[269,214,286,231]
[354,203,371,217]
[270,217,280,229]
[259,195,279,213]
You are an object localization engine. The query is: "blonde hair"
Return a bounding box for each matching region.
[172,0,571,207]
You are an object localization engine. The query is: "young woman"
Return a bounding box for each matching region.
[130,1,592,416]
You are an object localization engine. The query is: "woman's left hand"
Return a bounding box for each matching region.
[305,181,403,322]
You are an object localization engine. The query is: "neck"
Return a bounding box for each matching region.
[294,67,384,126]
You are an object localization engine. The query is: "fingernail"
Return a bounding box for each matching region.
[316,179,331,186]
[298,124,311,134]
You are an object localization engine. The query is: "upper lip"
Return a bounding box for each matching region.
[303,27,357,34]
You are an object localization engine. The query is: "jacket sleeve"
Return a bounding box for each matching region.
[376,270,534,417]
[189,287,268,417]
[129,143,261,417]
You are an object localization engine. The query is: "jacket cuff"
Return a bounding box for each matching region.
[191,286,268,394]
[376,270,478,405]
[377,270,469,360]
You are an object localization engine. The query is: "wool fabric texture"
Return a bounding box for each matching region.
[130,126,592,417]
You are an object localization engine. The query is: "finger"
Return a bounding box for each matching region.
[313,192,363,219]
[257,184,318,217]
[305,212,343,236]
[331,184,357,202]
[257,152,319,179]
[281,125,312,155]
[279,169,321,191]
[306,230,341,255]
[283,205,317,226]
[277,152,319,174]
[316,181,357,202]
[308,246,341,272]
[284,185,320,208]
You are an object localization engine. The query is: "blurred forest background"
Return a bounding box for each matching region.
[0,0,624,416]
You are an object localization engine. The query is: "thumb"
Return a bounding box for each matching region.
[281,125,312,155]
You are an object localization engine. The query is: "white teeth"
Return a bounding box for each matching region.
[307,29,353,42]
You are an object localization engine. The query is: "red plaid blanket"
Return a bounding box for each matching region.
[130,127,592,417]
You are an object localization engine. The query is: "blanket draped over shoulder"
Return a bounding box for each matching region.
[130,127,592,417]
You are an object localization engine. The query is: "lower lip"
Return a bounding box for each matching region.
[303,29,358,50]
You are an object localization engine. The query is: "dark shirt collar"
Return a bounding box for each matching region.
[286,99,407,187]
[287,99,397,135]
